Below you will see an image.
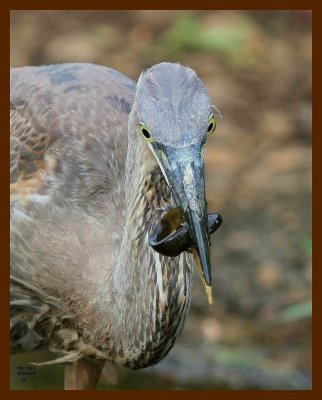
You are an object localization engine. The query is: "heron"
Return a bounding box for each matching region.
[10,62,222,389]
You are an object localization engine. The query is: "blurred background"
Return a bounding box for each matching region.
[10,10,312,390]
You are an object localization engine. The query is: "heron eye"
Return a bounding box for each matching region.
[207,114,216,135]
[142,129,150,138]
[139,123,154,143]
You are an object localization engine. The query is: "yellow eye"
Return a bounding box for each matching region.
[207,113,216,135]
[139,123,154,143]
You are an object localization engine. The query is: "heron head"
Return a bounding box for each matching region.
[130,62,220,297]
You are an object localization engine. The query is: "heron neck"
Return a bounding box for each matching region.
[106,130,192,368]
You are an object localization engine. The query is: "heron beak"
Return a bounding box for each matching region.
[180,184,213,305]
[153,144,213,302]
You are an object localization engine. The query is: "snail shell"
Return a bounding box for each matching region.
[149,207,222,257]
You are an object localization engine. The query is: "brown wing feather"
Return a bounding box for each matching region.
[10,65,63,204]
[10,63,136,207]
[10,107,52,198]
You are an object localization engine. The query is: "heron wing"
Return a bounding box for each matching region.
[10,63,136,206]
[10,64,136,357]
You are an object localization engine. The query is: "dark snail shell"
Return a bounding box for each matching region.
[149,207,222,257]
[207,213,223,235]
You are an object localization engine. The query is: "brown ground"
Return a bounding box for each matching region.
[10,10,312,389]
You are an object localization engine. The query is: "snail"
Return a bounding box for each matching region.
[149,207,222,257]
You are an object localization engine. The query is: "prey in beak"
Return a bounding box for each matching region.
[148,143,222,304]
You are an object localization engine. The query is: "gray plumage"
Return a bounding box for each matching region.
[10,62,218,388]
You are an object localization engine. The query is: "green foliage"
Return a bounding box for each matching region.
[299,235,312,256]
[161,13,257,67]
[275,301,312,323]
